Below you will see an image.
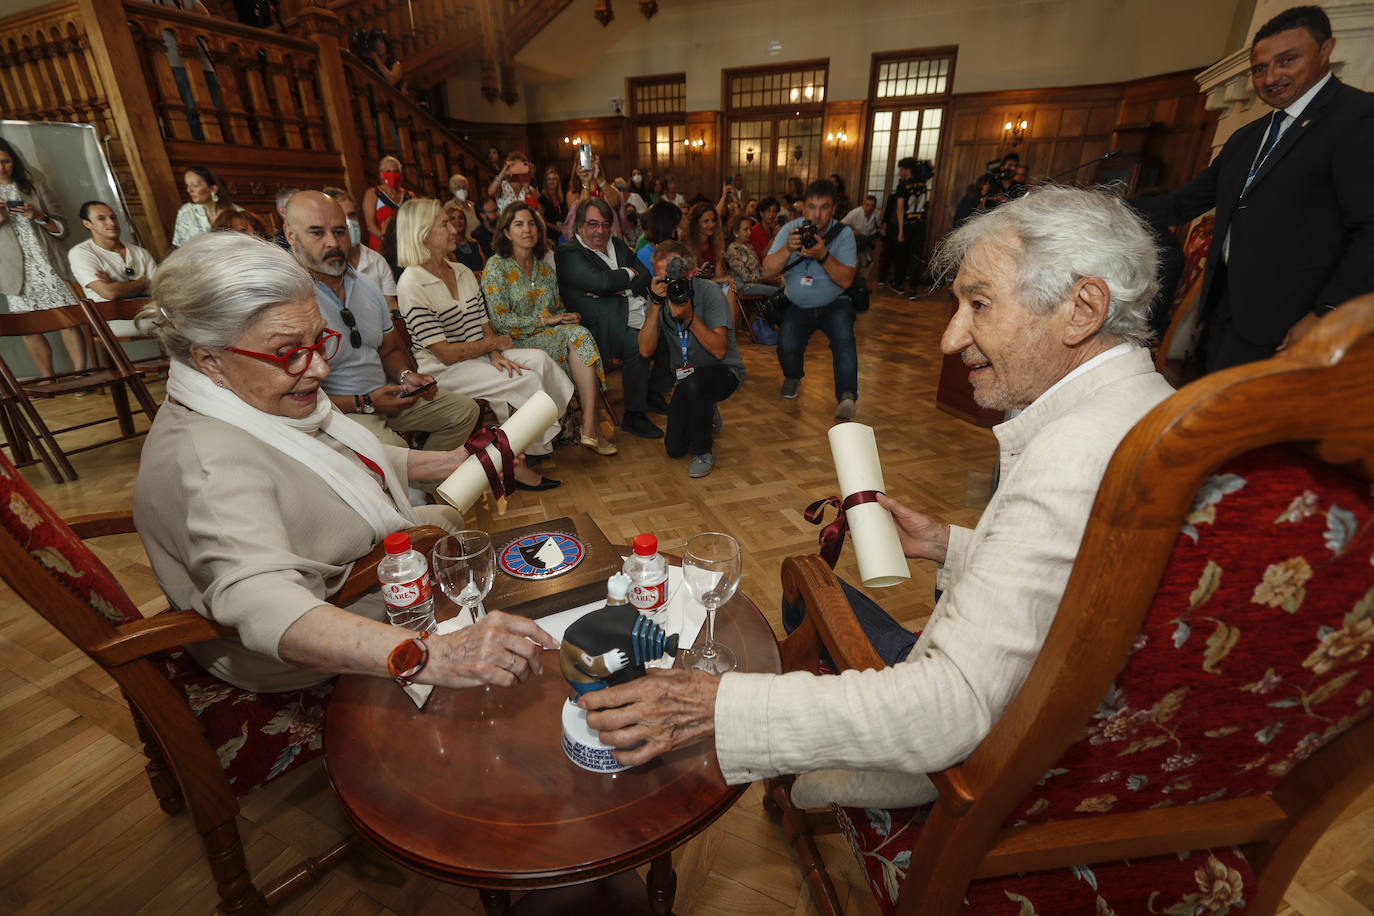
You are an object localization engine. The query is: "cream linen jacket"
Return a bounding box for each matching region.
[714,347,1174,808]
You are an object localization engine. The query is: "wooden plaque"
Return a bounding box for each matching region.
[485,513,623,619]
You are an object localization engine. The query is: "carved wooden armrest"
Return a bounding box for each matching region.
[333,525,449,608]
[90,609,238,667]
[67,511,139,539]
[778,555,885,675]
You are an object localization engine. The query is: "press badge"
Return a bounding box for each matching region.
[675,364,695,381]
[800,274,815,287]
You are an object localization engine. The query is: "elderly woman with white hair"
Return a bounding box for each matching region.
[132,232,555,694]
[395,198,572,482]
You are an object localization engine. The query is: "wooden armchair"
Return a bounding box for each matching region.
[80,295,170,378]
[0,451,447,914]
[767,294,1374,915]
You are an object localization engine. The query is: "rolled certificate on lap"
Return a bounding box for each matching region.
[828,423,909,588]
[436,391,559,512]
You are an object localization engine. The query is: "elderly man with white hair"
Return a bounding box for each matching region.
[582,186,1176,809]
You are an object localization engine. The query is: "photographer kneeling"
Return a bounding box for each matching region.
[639,242,746,479]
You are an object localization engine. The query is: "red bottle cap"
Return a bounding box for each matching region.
[632,533,658,556]
[384,532,412,555]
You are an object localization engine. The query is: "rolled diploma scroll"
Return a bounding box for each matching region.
[436,390,559,512]
[827,423,910,588]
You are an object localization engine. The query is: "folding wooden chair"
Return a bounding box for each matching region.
[81,296,170,379]
[0,304,160,481]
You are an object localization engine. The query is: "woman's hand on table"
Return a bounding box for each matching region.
[433,610,558,687]
[580,668,721,766]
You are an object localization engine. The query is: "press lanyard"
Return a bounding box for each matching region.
[676,320,690,363]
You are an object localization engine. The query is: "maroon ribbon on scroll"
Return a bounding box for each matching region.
[463,426,516,499]
[804,490,884,568]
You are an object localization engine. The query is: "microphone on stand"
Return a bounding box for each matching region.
[1045,148,1123,183]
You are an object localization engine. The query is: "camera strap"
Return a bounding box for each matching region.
[781,220,847,276]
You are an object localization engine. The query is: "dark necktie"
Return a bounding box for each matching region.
[1242,110,1288,195]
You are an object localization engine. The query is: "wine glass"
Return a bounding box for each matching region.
[680,532,741,675]
[432,531,494,628]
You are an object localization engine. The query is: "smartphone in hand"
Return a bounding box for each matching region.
[397,380,438,398]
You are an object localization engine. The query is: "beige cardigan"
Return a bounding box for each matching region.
[713,347,1174,808]
[133,400,457,692]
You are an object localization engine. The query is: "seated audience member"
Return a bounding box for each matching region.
[764,179,860,419]
[553,198,663,442]
[952,179,987,230]
[784,176,805,206]
[446,173,479,233]
[842,194,882,276]
[686,201,728,281]
[69,201,158,302]
[662,176,686,209]
[563,153,624,241]
[270,187,298,250]
[489,151,539,214]
[283,191,479,463]
[647,175,665,205]
[624,171,648,217]
[321,188,398,310]
[724,214,778,297]
[172,165,235,248]
[472,196,499,260]
[829,174,851,221]
[583,187,1175,808]
[638,200,683,272]
[395,199,566,485]
[484,202,619,455]
[132,231,554,693]
[537,167,568,243]
[442,201,486,273]
[745,198,758,219]
[750,197,782,260]
[211,208,270,239]
[361,155,412,251]
[639,241,744,479]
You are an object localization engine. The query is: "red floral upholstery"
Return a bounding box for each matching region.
[0,457,142,626]
[837,803,1253,915]
[836,445,1374,913]
[0,452,330,798]
[157,646,332,796]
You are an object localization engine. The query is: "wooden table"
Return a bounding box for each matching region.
[324,586,781,915]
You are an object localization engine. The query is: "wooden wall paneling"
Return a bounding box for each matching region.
[821,99,865,211]
[684,109,718,199]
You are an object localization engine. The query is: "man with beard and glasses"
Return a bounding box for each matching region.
[284,192,478,466]
[580,187,1174,813]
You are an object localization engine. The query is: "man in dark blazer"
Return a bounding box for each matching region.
[555,198,663,439]
[1134,5,1374,373]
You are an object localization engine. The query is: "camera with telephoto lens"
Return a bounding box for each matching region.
[798,219,818,250]
[665,256,692,305]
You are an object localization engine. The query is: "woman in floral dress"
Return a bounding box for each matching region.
[0,138,83,379]
[482,202,616,455]
[170,165,234,248]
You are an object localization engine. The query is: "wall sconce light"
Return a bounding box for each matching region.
[825,125,849,157]
[1003,116,1029,145]
[744,145,755,164]
[563,135,584,145]
[792,143,804,162]
[682,133,705,159]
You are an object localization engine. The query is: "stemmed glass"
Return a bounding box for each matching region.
[432,531,495,628]
[680,532,741,675]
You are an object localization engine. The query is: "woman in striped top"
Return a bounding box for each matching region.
[395,199,572,482]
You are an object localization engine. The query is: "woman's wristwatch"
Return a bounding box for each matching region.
[388,630,431,686]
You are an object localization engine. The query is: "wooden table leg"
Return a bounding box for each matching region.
[479,889,511,915]
[647,851,677,915]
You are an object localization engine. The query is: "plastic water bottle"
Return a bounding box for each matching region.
[378,531,436,632]
[623,533,669,623]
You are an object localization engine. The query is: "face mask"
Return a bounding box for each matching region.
[347,218,361,246]
[454,188,467,202]
[631,174,642,185]
[381,170,401,189]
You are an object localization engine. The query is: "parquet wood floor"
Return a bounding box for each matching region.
[0,287,1369,915]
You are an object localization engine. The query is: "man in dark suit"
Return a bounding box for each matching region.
[555,198,663,439]
[1134,5,1374,373]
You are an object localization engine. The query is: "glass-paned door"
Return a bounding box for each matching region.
[727,119,772,192]
[864,107,943,201]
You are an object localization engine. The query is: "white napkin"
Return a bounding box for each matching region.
[400,567,707,708]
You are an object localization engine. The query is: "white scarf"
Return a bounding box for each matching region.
[165,360,417,540]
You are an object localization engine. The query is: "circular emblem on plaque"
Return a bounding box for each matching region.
[499,532,585,580]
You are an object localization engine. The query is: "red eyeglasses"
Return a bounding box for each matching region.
[222,328,342,377]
